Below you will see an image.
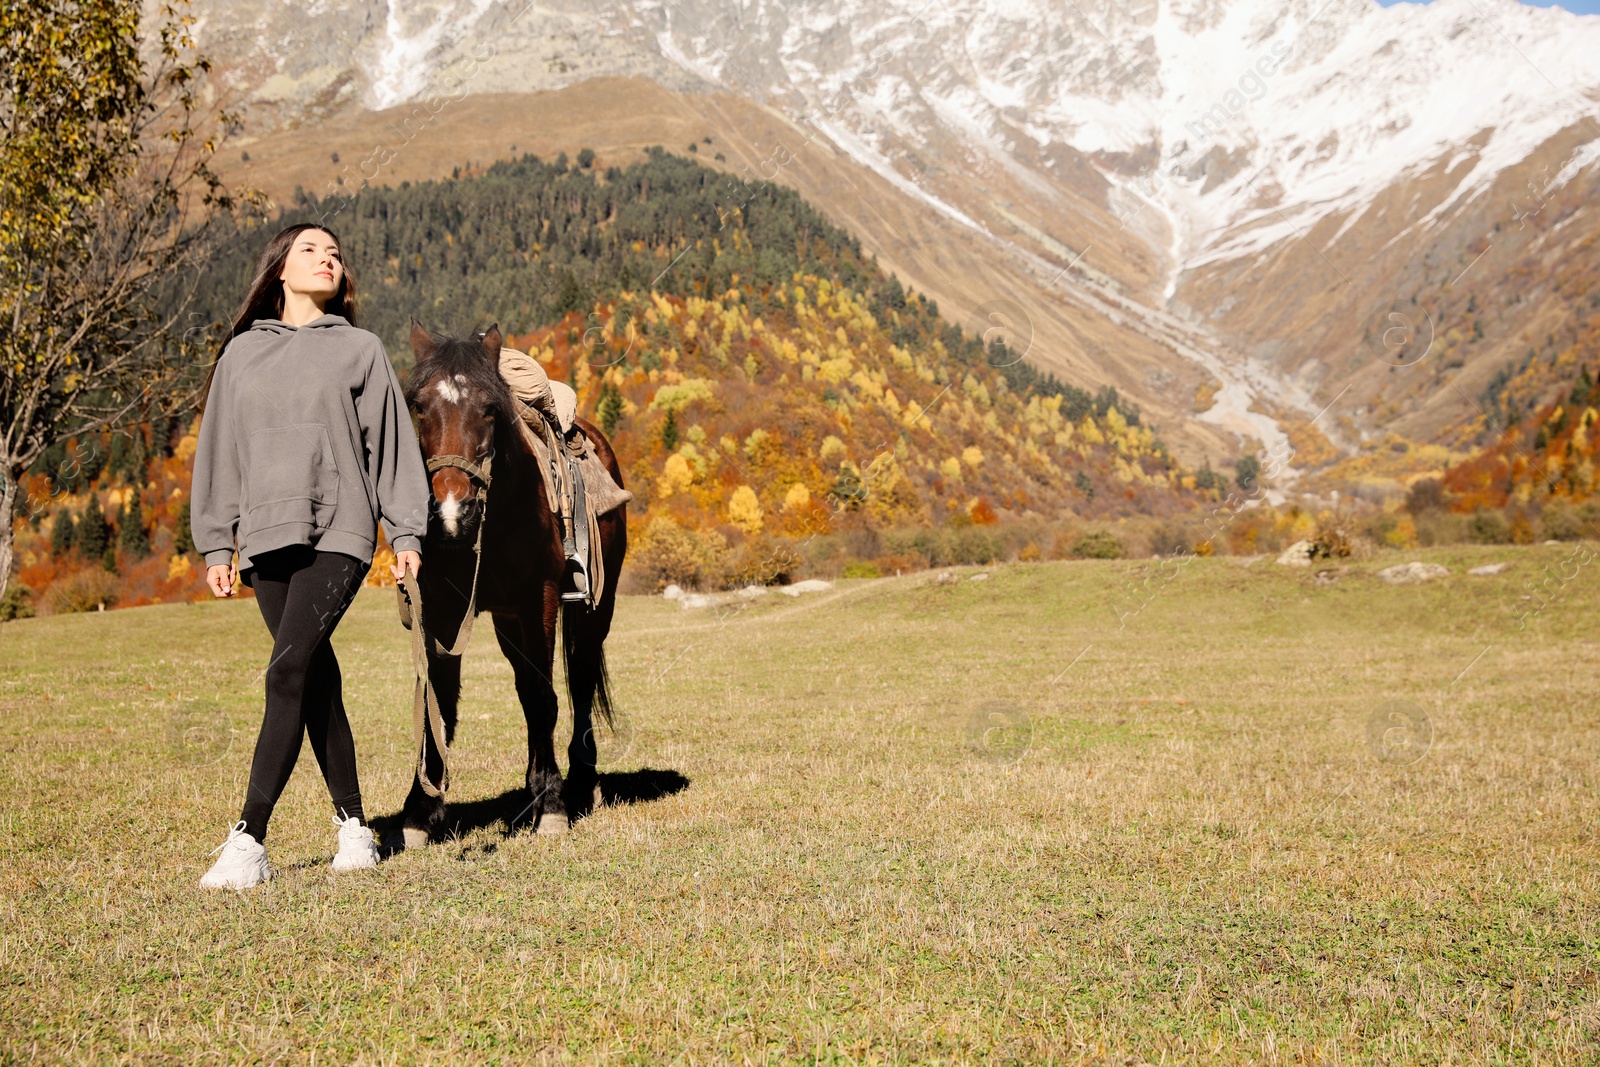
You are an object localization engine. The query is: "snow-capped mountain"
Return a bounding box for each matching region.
[179,0,1600,463]
[688,0,1600,282]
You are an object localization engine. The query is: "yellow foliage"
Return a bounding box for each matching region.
[963,374,991,408]
[940,457,963,480]
[818,356,853,384]
[1386,515,1419,548]
[656,453,696,497]
[728,485,763,534]
[744,429,773,461]
[784,483,812,511]
[849,369,882,400]
[648,378,715,414]
[962,446,984,469]
[166,554,192,581]
[820,435,848,466]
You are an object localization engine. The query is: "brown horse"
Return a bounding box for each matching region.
[400,320,627,846]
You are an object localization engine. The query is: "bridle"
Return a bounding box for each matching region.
[422,449,491,658]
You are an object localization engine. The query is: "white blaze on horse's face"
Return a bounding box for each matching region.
[428,374,470,534]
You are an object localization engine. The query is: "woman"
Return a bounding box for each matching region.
[190,223,430,889]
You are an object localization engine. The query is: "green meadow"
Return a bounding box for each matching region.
[2,546,1597,1064]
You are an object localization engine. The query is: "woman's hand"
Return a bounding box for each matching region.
[392,550,421,583]
[206,564,237,599]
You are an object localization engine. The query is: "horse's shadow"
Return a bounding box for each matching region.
[370,768,690,852]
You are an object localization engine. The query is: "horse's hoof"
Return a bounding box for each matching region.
[535,812,569,836]
[402,827,430,850]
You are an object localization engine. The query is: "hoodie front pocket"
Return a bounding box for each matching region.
[244,424,340,519]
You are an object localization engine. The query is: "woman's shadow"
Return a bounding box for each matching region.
[369,768,690,852]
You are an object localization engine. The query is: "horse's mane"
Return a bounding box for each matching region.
[405,330,517,423]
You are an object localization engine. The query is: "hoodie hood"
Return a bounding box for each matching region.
[247,313,352,334]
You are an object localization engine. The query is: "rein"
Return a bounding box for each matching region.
[397,451,491,799]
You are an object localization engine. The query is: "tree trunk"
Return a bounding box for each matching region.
[0,468,17,608]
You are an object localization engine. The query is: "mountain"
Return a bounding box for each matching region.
[171,0,1600,475]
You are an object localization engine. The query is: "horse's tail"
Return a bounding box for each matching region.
[562,605,616,731]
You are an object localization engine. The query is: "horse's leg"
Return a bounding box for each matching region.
[400,648,461,849]
[569,504,627,817]
[562,583,618,819]
[492,603,566,834]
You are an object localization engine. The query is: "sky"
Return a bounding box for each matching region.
[1375,0,1600,12]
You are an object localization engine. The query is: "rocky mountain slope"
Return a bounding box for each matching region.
[170,0,1600,472]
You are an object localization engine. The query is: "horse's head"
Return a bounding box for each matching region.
[406,319,514,541]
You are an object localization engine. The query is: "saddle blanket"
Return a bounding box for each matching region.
[498,347,633,517]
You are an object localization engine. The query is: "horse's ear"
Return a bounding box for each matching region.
[409,318,435,359]
[480,323,503,361]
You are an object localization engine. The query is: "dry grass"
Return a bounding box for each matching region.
[1,546,1598,1064]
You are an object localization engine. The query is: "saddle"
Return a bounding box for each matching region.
[498,348,632,606]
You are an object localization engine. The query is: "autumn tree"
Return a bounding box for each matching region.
[0,0,262,602]
[117,487,150,559]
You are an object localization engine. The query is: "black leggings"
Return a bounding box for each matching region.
[238,546,368,842]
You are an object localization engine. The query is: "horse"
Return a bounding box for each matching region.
[399,319,627,847]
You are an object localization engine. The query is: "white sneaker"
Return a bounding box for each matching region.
[331,812,379,872]
[200,820,272,889]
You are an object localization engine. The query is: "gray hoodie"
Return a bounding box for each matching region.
[190,313,430,571]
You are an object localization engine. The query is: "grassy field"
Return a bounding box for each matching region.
[2,545,1598,1064]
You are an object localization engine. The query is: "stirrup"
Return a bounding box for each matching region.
[560,557,589,603]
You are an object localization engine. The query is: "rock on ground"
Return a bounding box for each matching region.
[1378,561,1450,584]
[1469,563,1510,576]
[781,579,834,597]
[662,584,684,600]
[1277,540,1314,566]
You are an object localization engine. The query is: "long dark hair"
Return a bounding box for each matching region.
[200,222,359,408]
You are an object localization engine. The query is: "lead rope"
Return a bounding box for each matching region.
[427,511,484,658]
[398,453,491,799]
[398,573,451,799]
